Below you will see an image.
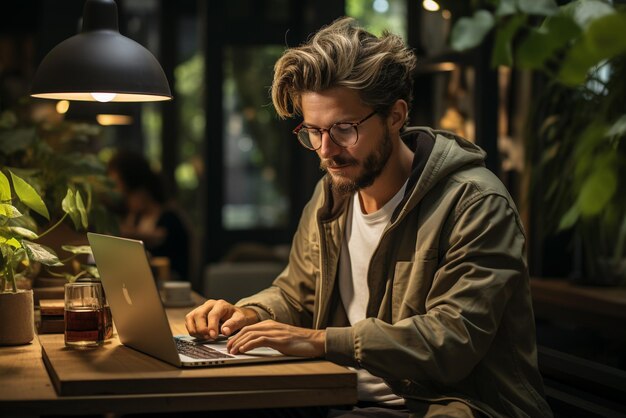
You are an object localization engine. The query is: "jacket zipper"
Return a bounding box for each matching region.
[315,218,326,330]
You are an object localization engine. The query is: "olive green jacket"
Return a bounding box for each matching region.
[238,127,552,418]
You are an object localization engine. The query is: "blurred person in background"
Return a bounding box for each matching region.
[107,150,190,281]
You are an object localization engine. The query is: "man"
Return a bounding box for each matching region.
[186,17,552,418]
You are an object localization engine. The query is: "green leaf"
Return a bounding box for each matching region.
[574,122,606,160]
[516,15,581,69]
[450,10,496,51]
[9,171,49,220]
[518,0,558,16]
[8,227,38,240]
[61,188,75,213]
[0,171,11,201]
[76,191,88,229]
[61,245,93,256]
[62,189,81,229]
[7,214,38,234]
[558,38,596,85]
[574,153,593,185]
[0,204,22,218]
[559,12,626,85]
[82,264,100,279]
[561,0,614,29]
[577,166,617,216]
[0,236,21,249]
[606,115,626,138]
[496,0,516,17]
[22,240,63,267]
[585,12,626,59]
[65,270,93,283]
[558,204,580,231]
[85,184,93,212]
[492,14,527,67]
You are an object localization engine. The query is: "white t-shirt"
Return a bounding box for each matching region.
[338,181,408,405]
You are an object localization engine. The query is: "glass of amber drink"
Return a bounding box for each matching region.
[64,281,105,348]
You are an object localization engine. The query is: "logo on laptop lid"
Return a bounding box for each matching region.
[122,283,133,305]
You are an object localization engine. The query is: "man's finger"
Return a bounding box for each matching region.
[185,311,197,336]
[229,330,264,354]
[206,300,232,339]
[185,300,214,336]
[221,310,248,336]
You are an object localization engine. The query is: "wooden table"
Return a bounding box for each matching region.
[0,302,357,415]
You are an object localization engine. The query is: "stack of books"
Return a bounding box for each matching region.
[38,299,65,334]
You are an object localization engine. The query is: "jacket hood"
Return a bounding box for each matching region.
[398,127,487,216]
[319,127,487,222]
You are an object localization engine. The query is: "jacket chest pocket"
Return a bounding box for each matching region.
[392,249,438,323]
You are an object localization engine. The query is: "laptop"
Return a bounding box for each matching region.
[87,232,296,368]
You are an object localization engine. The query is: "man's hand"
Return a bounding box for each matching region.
[226,320,326,358]
[185,299,259,339]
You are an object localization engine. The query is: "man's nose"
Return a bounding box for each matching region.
[318,131,341,159]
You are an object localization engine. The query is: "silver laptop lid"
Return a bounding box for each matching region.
[87,232,182,367]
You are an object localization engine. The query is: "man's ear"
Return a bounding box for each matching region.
[387,99,408,133]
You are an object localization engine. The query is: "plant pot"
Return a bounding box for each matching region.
[0,290,35,346]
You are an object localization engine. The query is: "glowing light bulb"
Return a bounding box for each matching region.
[96,114,133,126]
[56,100,70,114]
[423,0,440,12]
[90,92,117,102]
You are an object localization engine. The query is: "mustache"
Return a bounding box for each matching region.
[319,156,358,170]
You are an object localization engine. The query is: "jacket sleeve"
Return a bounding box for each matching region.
[236,182,324,327]
[325,193,528,384]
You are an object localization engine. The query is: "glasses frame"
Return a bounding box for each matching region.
[292,110,377,150]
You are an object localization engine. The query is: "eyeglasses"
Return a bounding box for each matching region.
[292,111,377,150]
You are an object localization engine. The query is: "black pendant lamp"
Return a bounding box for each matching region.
[31,0,172,102]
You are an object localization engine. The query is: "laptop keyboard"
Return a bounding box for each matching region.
[175,338,235,360]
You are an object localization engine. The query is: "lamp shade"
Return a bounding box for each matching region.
[31,0,172,102]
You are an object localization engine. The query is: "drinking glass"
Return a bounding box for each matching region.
[64,281,105,347]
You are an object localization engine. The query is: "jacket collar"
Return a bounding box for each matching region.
[316,127,487,224]
[317,127,435,223]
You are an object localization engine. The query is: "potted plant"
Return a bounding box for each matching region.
[0,100,119,291]
[0,99,119,236]
[0,169,86,345]
[449,0,626,285]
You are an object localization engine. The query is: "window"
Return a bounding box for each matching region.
[346,0,407,39]
[222,46,290,230]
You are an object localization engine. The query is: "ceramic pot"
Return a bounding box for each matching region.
[0,290,35,345]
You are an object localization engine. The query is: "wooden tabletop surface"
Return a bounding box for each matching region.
[0,299,357,415]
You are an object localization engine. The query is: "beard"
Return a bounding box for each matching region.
[319,127,393,195]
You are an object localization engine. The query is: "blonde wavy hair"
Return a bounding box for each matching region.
[271,17,416,120]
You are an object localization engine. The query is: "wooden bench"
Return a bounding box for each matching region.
[538,345,626,417]
[531,278,626,417]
